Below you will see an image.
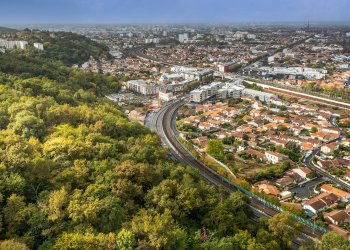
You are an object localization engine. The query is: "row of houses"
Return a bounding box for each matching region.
[303,184,350,215]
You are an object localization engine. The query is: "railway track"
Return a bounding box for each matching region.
[263,86,350,110]
[154,99,324,243]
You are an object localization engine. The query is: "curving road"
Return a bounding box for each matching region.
[302,137,350,192]
[148,98,325,244]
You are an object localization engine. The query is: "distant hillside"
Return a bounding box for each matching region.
[9,29,110,65]
[36,31,110,65]
[0,26,17,34]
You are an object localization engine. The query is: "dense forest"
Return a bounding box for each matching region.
[0,30,348,249]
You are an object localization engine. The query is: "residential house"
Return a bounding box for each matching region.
[320,184,350,202]
[265,151,288,164]
[278,191,293,200]
[192,136,208,148]
[324,210,350,226]
[303,123,318,131]
[242,115,252,122]
[344,172,350,182]
[269,137,289,148]
[250,109,262,117]
[198,122,212,131]
[243,148,265,162]
[273,116,287,124]
[263,122,278,130]
[232,132,245,141]
[321,127,341,136]
[303,192,339,214]
[257,183,280,196]
[275,176,294,188]
[341,139,350,147]
[300,142,314,151]
[238,141,249,152]
[207,119,221,128]
[252,100,263,110]
[310,131,327,141]
[321,142,339,154]
[183,115,201,125]
[292,167,312,179]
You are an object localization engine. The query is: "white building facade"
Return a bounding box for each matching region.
[190,82,224,103]
[126,80,159,95]
[178,33,189,43]
[0,39,28,50]
[34,43,44,50]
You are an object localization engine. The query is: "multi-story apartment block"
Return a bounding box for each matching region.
[126,80,159,95]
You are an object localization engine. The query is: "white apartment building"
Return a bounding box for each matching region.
[145,38,160,44]
[247,34,256,39]
[190,82,224,103]
[233,31,248,39]
[178,33,189,43]
[259,66,327,80]
[217,83,244,99]
[233,31,256,40]
[34,43,44,50]
[170,66,213,81]
[159,73,183,83]
[171,66,198,73]
[242,89,276,102]
[0,39,28,50]
[158,91,175,102]
[126,80,159,95]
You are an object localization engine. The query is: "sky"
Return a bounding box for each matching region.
[0,0,350,25]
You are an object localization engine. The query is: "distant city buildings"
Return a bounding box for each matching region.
[145,38,160,44]
[233,31,256,40]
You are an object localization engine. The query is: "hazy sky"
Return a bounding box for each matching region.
[1,0,350,25]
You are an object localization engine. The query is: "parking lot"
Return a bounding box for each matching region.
[289,177,328,200]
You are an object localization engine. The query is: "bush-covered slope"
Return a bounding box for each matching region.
[4,29,110,65]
